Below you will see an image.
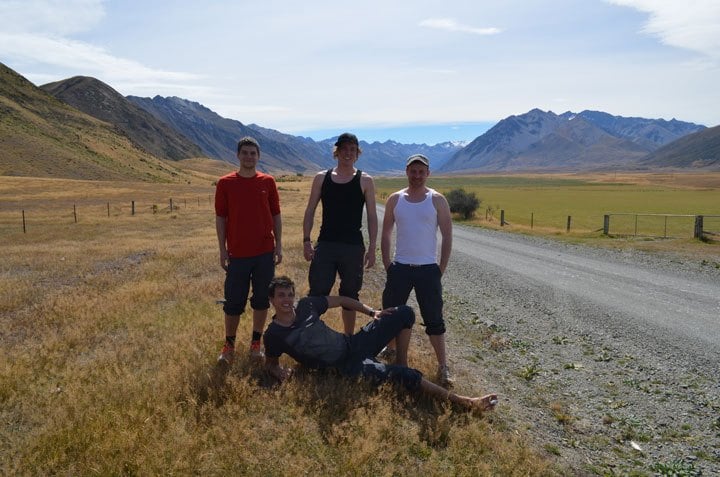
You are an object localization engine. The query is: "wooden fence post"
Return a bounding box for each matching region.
[694,215,704,239]
[73,204,77,223]
[603,215,610,235]
[170,198,173,211]
[500,210,505,226]
[107,202,110,217]
[566,216,571,233]
[634,214,638,236]
[530,212,534,229]
[22,209,26,233]
[132,201,135,216]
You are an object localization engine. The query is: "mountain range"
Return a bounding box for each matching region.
[126,95,461,174]
[2,60,719,181]
[442,109,706,173]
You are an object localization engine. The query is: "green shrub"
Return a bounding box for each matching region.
[446,188,480,219]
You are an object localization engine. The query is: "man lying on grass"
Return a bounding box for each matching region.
[263,275,497,412]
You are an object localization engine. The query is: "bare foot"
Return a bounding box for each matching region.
[468,393,498,412]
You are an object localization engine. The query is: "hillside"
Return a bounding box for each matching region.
[0,62,203,182]
[41,76,204,161]
[639,124,720,169]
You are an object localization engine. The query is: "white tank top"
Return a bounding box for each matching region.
[394,188,438,265]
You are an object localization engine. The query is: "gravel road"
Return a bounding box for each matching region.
[378,205,720,474]
[443,224,720,475]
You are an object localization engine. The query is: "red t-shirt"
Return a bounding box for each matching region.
[215,171,281,258]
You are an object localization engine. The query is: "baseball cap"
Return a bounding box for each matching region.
[406,154,430,167]
[334,132,359,147]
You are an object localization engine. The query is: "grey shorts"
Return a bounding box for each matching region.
[308,241,365,302]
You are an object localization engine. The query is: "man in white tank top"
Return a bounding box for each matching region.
[380,154,455,387]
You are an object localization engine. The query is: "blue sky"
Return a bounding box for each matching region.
[1,0,719,145]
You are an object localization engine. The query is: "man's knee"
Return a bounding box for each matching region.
[394,305,415,328]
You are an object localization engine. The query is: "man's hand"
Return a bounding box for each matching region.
[219,249,229,271]
[364,249,376,269]
[275,246,283,265]
[267,363,293,382]
[378,306,398,317]
[303,241,314,261]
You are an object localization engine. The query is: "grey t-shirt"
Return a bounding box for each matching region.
[263,296,349,368]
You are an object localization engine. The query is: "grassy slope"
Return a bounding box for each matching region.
[0,63,206,183]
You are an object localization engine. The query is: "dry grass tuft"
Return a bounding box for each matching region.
[1,176,561,475]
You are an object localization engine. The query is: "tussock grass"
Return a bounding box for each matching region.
[1,176,560,475]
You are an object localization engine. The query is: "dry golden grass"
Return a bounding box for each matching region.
[0,175,561,476]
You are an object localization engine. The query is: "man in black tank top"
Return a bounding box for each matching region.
[302,133,378,336]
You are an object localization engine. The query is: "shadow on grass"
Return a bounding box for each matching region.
[186,354,270,411]
[185,358,493,449]
[284,367,483,449]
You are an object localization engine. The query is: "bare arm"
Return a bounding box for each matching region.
[326,296,379,318]
[302,173,325,261]
[380,194,399,270]
[216,216,228,271]
[434,193,453,275]
[362,174,378,269]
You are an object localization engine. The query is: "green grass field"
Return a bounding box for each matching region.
[375,174,720,240]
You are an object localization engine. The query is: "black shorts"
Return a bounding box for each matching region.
[340,305,422,391]
[223,252,275,316]
[308,241,365,301]
[381,262,445,335]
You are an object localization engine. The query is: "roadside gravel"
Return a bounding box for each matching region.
[440,226,720,475]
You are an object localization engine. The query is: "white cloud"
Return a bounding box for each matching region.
[0,0,104,35]
[419,18,502,35]
[0,0,205,93]
[0,33,202,82]
[607,0,720,57]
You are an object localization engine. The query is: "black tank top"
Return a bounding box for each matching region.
[318,169,365,245]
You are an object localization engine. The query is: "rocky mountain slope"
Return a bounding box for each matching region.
[639,124,720,169]
[442,109,706,173]
[41,76,203,161]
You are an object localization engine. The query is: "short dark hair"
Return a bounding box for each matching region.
[269,275,295,297]
[237,136,260,154]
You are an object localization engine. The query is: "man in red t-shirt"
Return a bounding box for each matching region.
[215,136,282,364]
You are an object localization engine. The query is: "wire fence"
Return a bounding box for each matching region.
[602,213,720,239]
[2,196,215,234]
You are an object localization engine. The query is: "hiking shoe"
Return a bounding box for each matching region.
[437,365,455,388]
[377,346,397,362]
[218,343,235,365]
[249,341,265,361]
